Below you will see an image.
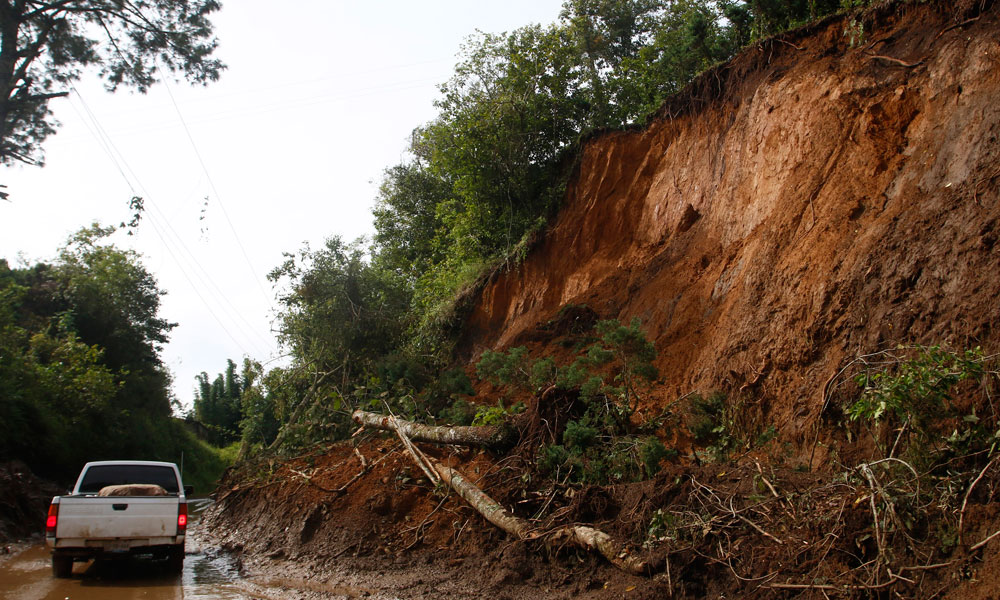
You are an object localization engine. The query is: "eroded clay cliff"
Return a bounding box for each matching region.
[460,4,1000,453]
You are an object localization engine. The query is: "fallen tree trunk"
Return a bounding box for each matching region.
[357,410,651,575]
[352,410,515,449]
[422,454,650,576]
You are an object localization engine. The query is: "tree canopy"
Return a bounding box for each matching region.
[0,0,224,166]
[0,224,221,483]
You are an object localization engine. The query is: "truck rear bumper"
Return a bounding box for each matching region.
[49,536,184,558]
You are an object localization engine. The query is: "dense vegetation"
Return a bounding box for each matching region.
[222,0,846,460]
[0,225,225,491]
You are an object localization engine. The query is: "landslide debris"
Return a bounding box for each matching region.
[205,2,1000,599]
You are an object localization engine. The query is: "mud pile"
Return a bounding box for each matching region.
[205,3,1000,598]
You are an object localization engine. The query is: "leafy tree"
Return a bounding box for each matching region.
[372,160,452,282]
[192,358,243,446]
[235,358,279,458]
[0,228,229,484]
[420,22,584,261]
[560,0,666,125]
[0,0,225,166]
[269,236,412,391]
[55,224,176,417]
[0,277,121,472]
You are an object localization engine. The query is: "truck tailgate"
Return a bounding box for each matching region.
[56,497,178,539]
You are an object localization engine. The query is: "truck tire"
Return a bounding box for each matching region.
[52,554,73,578]
[167,546,184,574]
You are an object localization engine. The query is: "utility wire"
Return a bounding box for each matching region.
[53,75,441,143]
[70,87,273,358]
[158,69,274,308]
[79,18,277,353]
[72,87,259,354]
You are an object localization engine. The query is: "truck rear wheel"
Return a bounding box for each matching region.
[52,554,73,578]
[167,546,184,574]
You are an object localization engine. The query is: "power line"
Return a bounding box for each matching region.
[158,69,274,308]
[52,75,442,143]
[69,87,274,359]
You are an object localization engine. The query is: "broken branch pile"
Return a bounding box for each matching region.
[352,409,651,576]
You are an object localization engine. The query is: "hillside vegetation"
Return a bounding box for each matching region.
[232,0,854,457]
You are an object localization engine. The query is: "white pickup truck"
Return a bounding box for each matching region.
[45,460,191,577]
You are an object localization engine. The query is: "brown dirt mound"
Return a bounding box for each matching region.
[203,431,1000,599]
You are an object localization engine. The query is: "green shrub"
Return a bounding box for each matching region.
[640,436,673,477]
[472,400,525,426]
[436,368,474,396]
[849,345,995,464]
[438,398,476,425]
[476,347,531,387]
[563,420,599,453]
[688,391,727,443]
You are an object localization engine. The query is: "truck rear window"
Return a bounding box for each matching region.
[78,465,180,494]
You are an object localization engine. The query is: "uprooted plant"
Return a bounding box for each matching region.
[848,345,999,467]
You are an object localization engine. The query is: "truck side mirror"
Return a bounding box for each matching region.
[184,485,194,497]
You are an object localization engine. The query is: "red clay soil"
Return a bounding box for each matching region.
[460,1,1000,463]
[204,3,1000,599]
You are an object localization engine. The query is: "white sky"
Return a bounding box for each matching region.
[0,0,566,409]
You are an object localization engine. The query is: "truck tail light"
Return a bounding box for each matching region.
[177,502,188,534]
[46,503,58,536]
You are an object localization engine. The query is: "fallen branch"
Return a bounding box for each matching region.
[390,415,441,487]
[771,576,903,591]
[292,445,394,496]
[737,514,784,545]
[959,456,997,544]
[419,454,651,575]
[353,410,516,449]
[970,528,1000,552]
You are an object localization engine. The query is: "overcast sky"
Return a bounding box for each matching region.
[0,0,566,409]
